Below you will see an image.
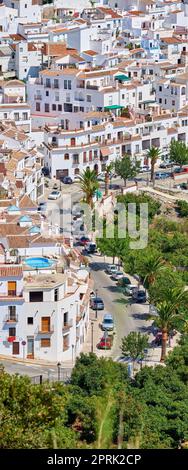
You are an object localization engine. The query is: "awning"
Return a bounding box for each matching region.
[101,147,110,157]
[104,105,124,110]
[115,74,130,81]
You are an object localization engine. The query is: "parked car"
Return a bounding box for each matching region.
[111,271,124,281]
[140,165,150,173]
[85,242,97,254]
[90,297,104,310]
[97,335,113,350]
[117,276,131,287]
[101,313,114,331]
[132,290,146,303]
[79,236,90,246]
[106,264,118,275]
[125,284,137,296]
[160,162,173,169]
[48,190,61,200]
[38,202,47,212]
[42,167,50,176]
[155,172,170,180]
[61,176,73,184]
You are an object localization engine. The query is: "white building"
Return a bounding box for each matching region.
[0,261,90,362]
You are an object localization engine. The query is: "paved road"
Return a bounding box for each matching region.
[89,255,152,359]
[0,358,72,381]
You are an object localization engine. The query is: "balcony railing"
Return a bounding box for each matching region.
[34,95,42,100]
[86,84,99,90]
[4,315,18,323]
[36,326,54,334]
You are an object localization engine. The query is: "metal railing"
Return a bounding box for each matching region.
[4,315,18,323]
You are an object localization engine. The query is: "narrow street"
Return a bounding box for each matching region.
[89,255,151,359]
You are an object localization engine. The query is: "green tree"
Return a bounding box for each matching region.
[79,168,99,207]
[138,252,166,289]
[147,146,161,184]
[176,200,188,217]
[170,140,188,169]
[104,162,114,196]
[115,155,140,187]
[150,290,187,361]
[121,332,149,370]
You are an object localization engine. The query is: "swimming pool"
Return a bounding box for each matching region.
[24,257,55,269]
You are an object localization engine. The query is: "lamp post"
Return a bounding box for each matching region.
[91,321,94,353]
[71,344,74,366]
[95,288,98,319]
[57,362,61,381]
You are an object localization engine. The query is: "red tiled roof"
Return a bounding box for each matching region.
[0,265,23,278]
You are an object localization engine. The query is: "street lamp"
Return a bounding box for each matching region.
[71,344,74,365]
[57,362,61,381]
[95,288,98,319]
[91,321,94,353]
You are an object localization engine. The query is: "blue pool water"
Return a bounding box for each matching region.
[24,257,55,269]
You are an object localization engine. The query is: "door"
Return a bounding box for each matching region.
[41,317,50,332]
[12,342,19,355]
[8,281,16,296]
[27,337,34,358]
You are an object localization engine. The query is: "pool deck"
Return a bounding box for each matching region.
[24,272,66,289]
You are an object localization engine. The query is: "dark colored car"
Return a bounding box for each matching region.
[132,290,146,303]
[79,236,90,246]
[117,276,131,287]
[61,176,73,184]
[90,297,104,310]
[85,243,97,254]
[42,167,50,176]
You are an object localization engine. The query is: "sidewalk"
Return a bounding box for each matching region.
[0,354,73,369]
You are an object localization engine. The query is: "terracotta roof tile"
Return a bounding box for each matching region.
[0,265,23,278]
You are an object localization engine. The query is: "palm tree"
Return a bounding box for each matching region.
[79,168,99,208]
[142,255,166,289]
[147,147,161,185]
[150,288,187,361]
[104,163,114,196]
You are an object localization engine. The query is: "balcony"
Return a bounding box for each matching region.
[4,315,18,323]
[86,84,99,90]
[7,336,16,342]
[62,320,73,332]
[34,95,42,100]
[36,326,54,334]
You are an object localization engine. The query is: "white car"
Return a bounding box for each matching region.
[48,190,61,200]
[112,271,124,281]
[106,264,118,275]
[125,284,137,296]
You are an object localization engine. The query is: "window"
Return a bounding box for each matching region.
[9,327,16,337]
[52,104,56,111]
[64,103,72,112]
[83,151,87,163]
[29,291,43,302]
[87,95,91,102]
[45,103,50,112]
[136,145,139,153]
[8,306,16,321]
[165,99,167,104]
[89,150,92,161]
[55,92,59,102]
[54,79,59,89]
[159,98,162,104]
[4,113,7,118]
[73,154,79,164]
[58,104,62,111]
[36,102,40,112]
[172,100,175,106]
[41,317,51,332]
[14,113,19,121]
[27,317,33,325]
[41,338,51,348]
[80,107,84,112]
[64,153,69,160]
[63,334,69,351]
[159,86,162,92]
[46,78,51,88]
[23,112,28,120]
[25,3,27,7]
[138,92,142,101]
[64,80,71,90]
[122,94,125,99]
[54,288,59,302]
[46,90,49,97]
